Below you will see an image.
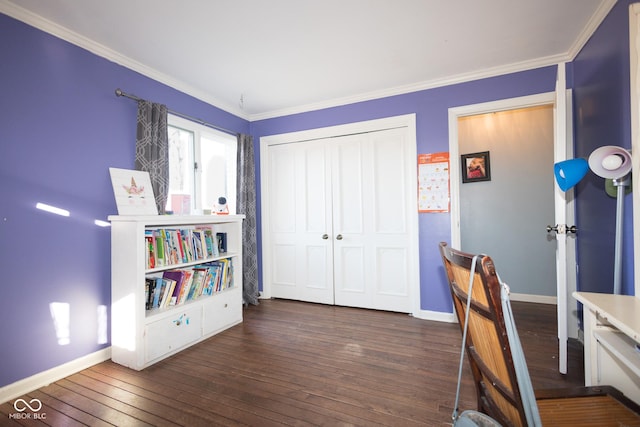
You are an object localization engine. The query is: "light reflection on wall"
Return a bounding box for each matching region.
[36,202,70,217]
[35,202,111,347]
[49,302,71,345]
[97,305,108,344]
[35,200,111,229]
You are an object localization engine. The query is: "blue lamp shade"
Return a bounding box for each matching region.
[554,158,589,191]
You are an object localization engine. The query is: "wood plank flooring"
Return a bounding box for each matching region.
[1,299,583,426]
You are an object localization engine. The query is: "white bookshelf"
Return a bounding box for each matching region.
[108,214,244,370]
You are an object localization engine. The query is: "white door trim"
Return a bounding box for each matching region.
[629,3,640,298]
[259,114,421,316]
[448,91,557,249]
[448,88,575,374]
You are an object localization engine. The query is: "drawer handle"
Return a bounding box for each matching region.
[173,314,189,326]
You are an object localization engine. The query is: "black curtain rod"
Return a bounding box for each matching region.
[114,88,238,136]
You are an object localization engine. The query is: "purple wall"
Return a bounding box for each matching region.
[250,67,558,314]
[572,0,635,295]
[0,13,249,388]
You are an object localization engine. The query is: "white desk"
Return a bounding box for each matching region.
[573,291,640,404]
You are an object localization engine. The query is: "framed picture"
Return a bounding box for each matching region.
[461,151,491,183]
[109,167,158,215]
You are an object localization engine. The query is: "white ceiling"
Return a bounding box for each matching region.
[2,0,614,120]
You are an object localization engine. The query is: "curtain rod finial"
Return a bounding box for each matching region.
[115,88,123,97]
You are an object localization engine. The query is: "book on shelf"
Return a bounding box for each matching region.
[145,277,175,310]
[201,258,233,292]
[216,232,227,254]
[162,269,186,304]
[154,230,165,267]
[152,277,164,308]
[175,229,186,262]
[145,231,156,269]
[145,258,234,311]
[145,278,154,310]
[201,266,217,296]
[200,227,219,258]
[145,225,224,271]
[188,268,207,300]
[176,269,194,305]
[160,278,176,307]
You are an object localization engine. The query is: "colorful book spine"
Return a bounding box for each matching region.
[154,229,165,267]
[145,232,155,269]
[145,257,234,310]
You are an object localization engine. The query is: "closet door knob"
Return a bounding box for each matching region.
[322,234,329,240]
[336,234,343,240]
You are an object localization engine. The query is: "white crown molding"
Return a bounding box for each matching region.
[566,0,617,59]
[0,0,251,121]
[250,52,570,121]
[252,0,616,122]
[1,0,616,122]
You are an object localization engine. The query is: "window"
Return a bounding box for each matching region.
[166,114,237,214]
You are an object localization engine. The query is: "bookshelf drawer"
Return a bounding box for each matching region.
[203,287,242,335]
[145,306,202,363]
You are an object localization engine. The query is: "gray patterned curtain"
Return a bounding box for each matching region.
[237,133,259,305]
[135,100,169,214]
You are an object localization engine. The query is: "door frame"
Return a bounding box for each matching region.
[630,3,640,298]
[448,91,558,252]
[448,87,578,373]
[259,114,421,316]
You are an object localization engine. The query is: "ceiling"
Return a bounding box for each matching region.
[2,0,614,120]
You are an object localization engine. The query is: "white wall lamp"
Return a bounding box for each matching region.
[554,146,632,295]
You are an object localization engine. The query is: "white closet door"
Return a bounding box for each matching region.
[266,141,334,304]
[332,128,412,312]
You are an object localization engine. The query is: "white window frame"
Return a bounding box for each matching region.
[167,114,237,214]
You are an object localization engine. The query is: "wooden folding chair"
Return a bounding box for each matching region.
[439,242,640,427]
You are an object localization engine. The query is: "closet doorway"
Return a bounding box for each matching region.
[260,115,420,314]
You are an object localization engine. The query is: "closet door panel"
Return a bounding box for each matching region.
[336,245,366,293]
[298,142,333,301]
[332,135,367,306]
[372,130,408,234]
[333,130,412,312]
[332,139,364,234]
[267,142,333,304]
[269,146,296,233]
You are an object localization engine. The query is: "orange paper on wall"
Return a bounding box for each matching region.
[418,152,450,213]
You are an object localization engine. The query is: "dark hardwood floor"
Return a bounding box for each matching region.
[1,299,583,426]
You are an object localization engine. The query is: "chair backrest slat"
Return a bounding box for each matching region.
[439,242,527,427]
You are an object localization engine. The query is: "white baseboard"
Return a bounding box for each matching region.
[0,347,111,404]
[413,309,457,323]
[412,293,556,323]
[510,292,557,305]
